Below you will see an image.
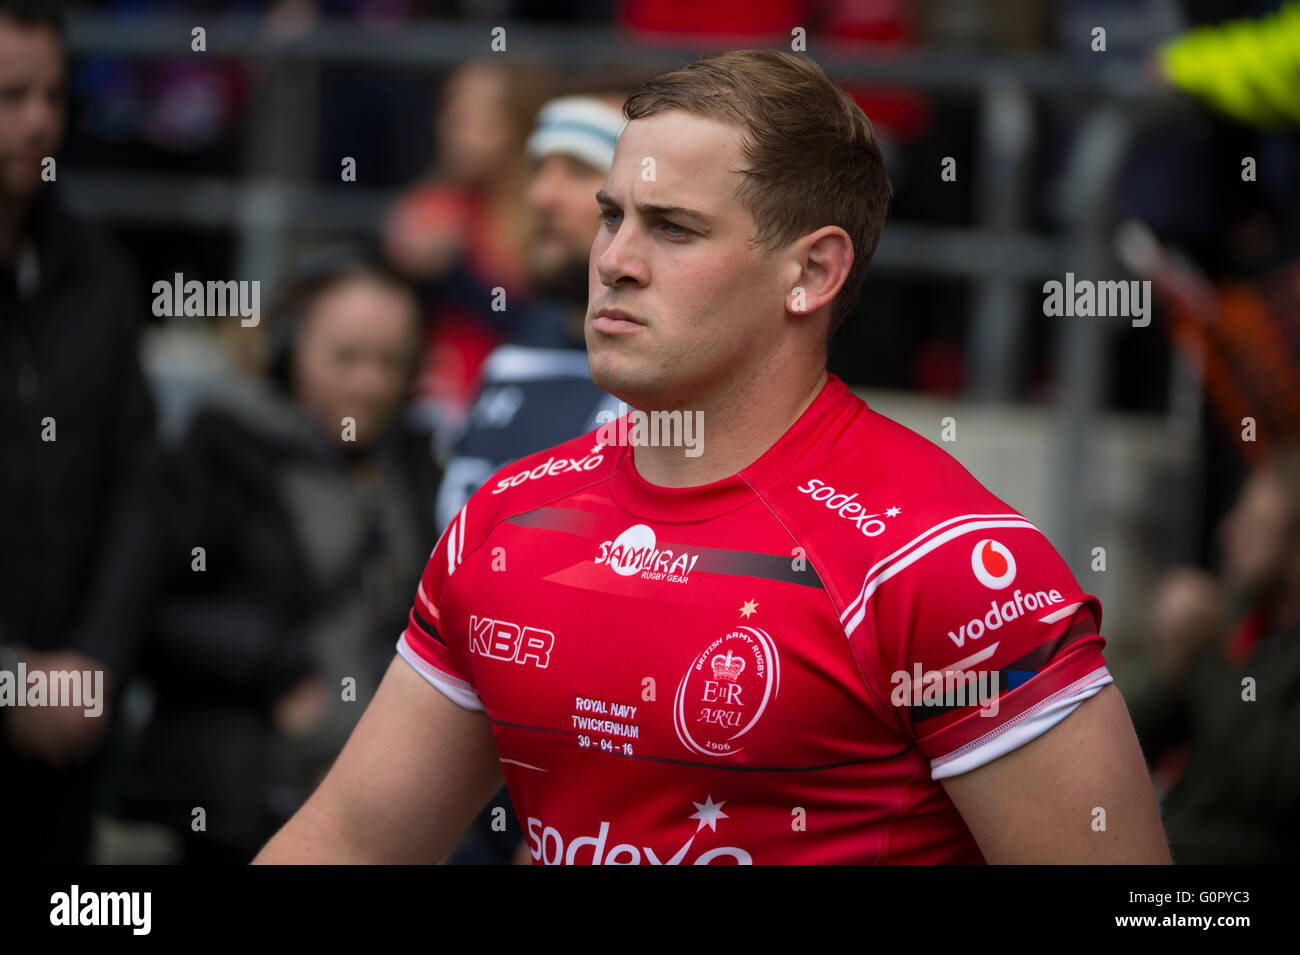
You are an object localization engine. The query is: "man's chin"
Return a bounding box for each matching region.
[588,356,647,407]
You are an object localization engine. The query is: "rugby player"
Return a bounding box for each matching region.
[256,50,1171,864]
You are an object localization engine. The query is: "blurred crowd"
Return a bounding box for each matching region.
[2,0,1299,864]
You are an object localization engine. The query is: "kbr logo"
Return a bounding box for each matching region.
[468,615,554,668]
[971,539,1016,589]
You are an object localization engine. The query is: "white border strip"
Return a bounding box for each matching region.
[396,633,483,712]
[929,667,1112,779]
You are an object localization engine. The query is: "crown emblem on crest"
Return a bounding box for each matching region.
[711,650,745,681]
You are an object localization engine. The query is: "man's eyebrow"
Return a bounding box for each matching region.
[595,190,714,230]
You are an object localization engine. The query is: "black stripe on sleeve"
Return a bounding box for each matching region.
[411,606,446,646]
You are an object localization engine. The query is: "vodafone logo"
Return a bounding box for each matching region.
[971,539,1016,589]
[943,587,1066,648]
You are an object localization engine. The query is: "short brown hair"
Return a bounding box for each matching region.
[623,50,893,343]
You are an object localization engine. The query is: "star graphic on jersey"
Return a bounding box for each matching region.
[689,796,729,832]
[885,506,902,518]
[738,599,758,618]
[590,442,604,454]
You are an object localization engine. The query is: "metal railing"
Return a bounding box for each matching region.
[59,13,1195,566]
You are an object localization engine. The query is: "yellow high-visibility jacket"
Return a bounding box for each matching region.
[1161,1,1300,127]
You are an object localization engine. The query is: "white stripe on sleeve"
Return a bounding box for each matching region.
[928,666,1113,780]
[396,633,483,712]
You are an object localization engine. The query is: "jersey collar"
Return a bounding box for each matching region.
[605,372,858,523]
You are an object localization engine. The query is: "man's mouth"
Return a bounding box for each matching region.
[592,308,645,334]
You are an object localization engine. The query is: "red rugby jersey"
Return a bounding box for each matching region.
[398,372,1112,864]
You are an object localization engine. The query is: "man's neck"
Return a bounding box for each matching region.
[629,365,828,489]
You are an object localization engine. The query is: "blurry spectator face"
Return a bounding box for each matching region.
[436,62,513,186]
[587,111,789,407]
[525,152,606,301]
[0,16,64,199]
[1220,469,1291,598]
[292,276,419,447]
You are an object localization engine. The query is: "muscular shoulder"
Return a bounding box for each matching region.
[758,403,1022,621]
[759,399,1106,765]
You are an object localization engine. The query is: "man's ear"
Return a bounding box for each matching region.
[786,226,853,318]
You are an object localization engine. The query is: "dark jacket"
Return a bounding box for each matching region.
[1130,616,1300,863]
[0,189,158,671]
[0,189,158,862]
[117,376,441,856]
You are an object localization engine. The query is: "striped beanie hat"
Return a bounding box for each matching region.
[525,96,626,173]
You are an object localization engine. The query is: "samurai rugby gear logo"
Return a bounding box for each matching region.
[595,524,701,583]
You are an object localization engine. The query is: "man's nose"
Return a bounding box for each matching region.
[595,218,646,288]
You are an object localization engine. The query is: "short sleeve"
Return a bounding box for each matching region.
[846,514,1112,779]
[396,503,483,711]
